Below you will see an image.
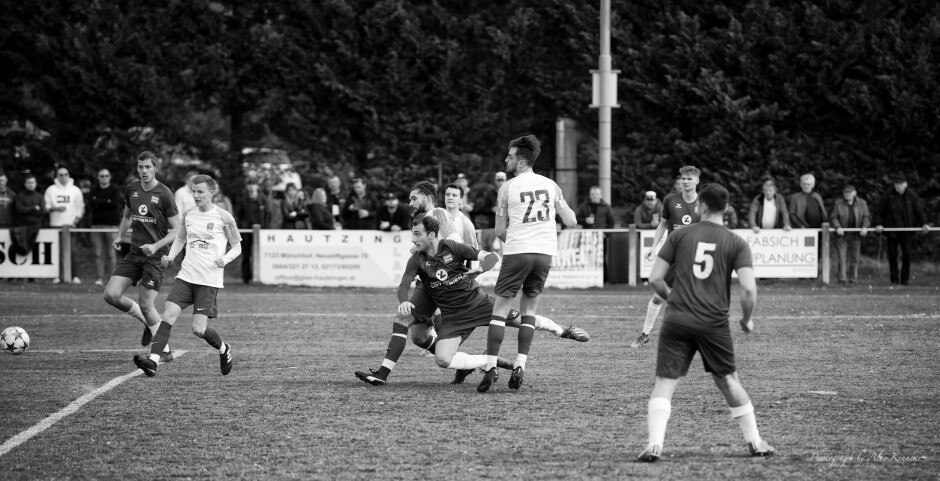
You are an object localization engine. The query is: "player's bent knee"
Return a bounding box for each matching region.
[434,353,452,368]
[192,326,206,337]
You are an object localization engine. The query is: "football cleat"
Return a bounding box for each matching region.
[630,332,650,348]
[355,370,387,386]
[220,343,233,375]
[636,444,662,462]
[133,354,157,377]
[561,325,590,342]
[508,367,524,390]
[477,367,498,393]
[141,324,154,347]
[747,440,775,457]
[452,369,474,384]
[159,344,174,363]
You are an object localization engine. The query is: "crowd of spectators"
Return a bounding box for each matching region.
[0,166,933,285]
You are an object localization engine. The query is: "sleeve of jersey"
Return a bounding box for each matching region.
[220,210,243,243]
[657,235,677,263]
[660,195,670,220]
[450,240,481,262]
[553,183,570,210]
[495,186,509,217]
[732,236,753,270]
[397,255,420,303]
[428,208,460,242]
[164,186,180,218]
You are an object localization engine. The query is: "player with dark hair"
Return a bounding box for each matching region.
[478,134,579,392]
[103,151,180,359]
[355,180,587,386]
[134,174,242,377]
[637,183,774,461]
[631,165,702,348]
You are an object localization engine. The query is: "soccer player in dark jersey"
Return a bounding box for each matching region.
[631,166,702,348]
[355,181,587,386]
[103,151,181,356]
[636,183,774,462]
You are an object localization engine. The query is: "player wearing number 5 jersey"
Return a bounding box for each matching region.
[636,183,774,462]
[479,134,578,393]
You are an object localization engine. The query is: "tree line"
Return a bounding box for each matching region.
[1,1,937,247]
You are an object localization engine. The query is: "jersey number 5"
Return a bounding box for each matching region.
[693,242,717,279]
[520,190,551,223]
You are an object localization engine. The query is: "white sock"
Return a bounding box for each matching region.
[149,353,160,363]
[534,315,564,336]
[484,355,498,371]
[643,299,662,335]
[126,302,145,323]
[514,354,527,370]
[647,397,671,446]
[220,343,228,354]
[730,403,761,444]
[447,352,486,370]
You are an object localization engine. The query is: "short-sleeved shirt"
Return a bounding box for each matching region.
[497,172,569,256]
[658,221,752,330]
[661,192,701,234]
[124,180,178,258]
[176,206,242,289]
[404,239,487,316]
[421,207,460,242]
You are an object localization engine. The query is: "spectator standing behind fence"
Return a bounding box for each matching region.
[830,184,871,284]
[473,171,506,250]
[326,175,346,228]
[12,174,45,257]
[788,173,827,229]
[874,173,929,285]
[88,168,124,286]
[577,186,615,229]
[747,179,791,233]
[235,183,273,284]
[0,172,15,229]
[634,191,662,229]
[280,183,309,229]
[455,173,474,218]
[377,192,410,232]
[45,167,85,283]
[213,185,234,213]
[306,188,336,230]
[722,205,738,228]
[175,171,198,215]
[342,178,378,230]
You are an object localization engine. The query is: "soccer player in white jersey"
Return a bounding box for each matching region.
[133,174,242,377]
[443,182,479,248]
[478,134,578,393]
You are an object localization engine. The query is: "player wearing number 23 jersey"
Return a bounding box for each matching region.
[497,171,569,256]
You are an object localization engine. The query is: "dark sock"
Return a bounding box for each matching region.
[486,315,507,359]
[150,322,173,356]
[200,327,223,350]
[518,315,536,355]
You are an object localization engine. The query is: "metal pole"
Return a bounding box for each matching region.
[598,0,612,203]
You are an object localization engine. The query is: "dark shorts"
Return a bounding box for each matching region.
[494,253,552,298]
[112,254,165,291]
[408,284,437,324]
[166,279,219,318]
[437,291,495,340]
[655,320,736,378]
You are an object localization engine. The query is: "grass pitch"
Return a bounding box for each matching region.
[1,278,938,480]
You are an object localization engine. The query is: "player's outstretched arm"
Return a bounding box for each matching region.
[216,211,243,267]
[737,266,757,332]
[113,207,132,249]
[646,219,668,261]
[557,201,577,228]
[162,219,188,267]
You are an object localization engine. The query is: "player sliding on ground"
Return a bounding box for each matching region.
[103,151,179,361]
[133,174,241,377]
[355,181,588,386]
[636,183,774,462]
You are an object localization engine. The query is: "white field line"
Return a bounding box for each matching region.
[1,313,938,321]
[0,350,187,458]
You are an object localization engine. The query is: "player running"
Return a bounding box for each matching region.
[631,166,701,348]
[636,183,774,461]
[355,181,587,386]
[103,151,180,360]
[478,134,579,393]
[134,175,241,377]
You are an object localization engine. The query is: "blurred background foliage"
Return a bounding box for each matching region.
[1,0,938,252]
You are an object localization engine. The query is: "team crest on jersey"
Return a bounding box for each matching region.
[132,191,139,198]
[442,254,453,264]
[435,269,448,281]
[675,203,682,209]
[151,196,159,204]
[138,205,149,215]
[682,215,692,224]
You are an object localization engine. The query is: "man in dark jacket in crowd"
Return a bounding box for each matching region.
[747,179,791,233]
[577,186,615,229]
[830,184,871,284]
[235,183,273,284]
[12,174,46,257]
[789,173,827,228]
[874,173,930,285]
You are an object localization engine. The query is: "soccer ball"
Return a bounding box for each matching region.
[1,326,30,355]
